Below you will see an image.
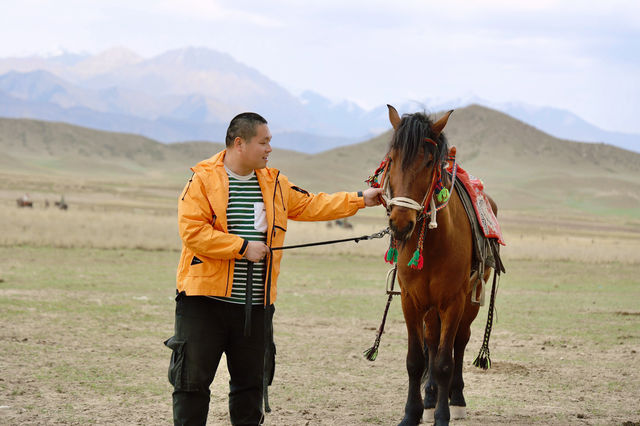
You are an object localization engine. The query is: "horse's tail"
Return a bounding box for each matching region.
[473,240,505,370]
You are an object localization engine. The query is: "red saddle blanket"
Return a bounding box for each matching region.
[451,164,506,246]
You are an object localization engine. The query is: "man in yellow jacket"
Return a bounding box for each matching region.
[165,112,382,425]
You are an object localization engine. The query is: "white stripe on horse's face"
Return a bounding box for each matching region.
[387,147,436,241]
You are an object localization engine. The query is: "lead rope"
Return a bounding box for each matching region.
[244,261,254,337]
[270,228,389,252]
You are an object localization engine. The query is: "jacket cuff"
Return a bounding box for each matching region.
[238,239,249,258]
[353,191,366,208]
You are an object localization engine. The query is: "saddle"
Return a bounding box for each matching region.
[451,167,506,305]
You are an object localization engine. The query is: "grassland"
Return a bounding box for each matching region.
[1,178,639,425]
[1,108,640,424]
[1,245,639,425]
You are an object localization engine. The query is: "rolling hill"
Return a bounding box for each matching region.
[1,105,639,217]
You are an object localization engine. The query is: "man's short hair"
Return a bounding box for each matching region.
[225,112,268,147]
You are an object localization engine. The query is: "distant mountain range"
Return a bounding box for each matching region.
[0,47,638,153]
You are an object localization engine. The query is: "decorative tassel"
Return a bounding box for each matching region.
[363,339,380,361]
[385,247,398,264]
[366,156,389,188]
[385,239,398,264]
[436,188,449,203]
[408,249,421,269]
[406,218,427,270]
[473,346,491,370]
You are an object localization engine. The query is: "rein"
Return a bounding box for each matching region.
[269,228,390,251]
[363,265,398,361]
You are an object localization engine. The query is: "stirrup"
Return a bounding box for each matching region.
[471,275,486,306]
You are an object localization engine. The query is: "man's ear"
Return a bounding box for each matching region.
[233,137,244,150]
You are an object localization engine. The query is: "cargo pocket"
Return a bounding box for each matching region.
[164,336,187,389]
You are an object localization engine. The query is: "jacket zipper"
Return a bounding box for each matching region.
[265,171,280,306]
[181,172,195,200]
[277,180,285,211]
[225,260,231,296]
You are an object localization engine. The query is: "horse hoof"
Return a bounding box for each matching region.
[450,405,467,419]
[423,408,435,422]
[397,421,419,426]
[397,415,422,426]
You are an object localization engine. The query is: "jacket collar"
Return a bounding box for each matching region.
[192,150,279,181]
[189,149,280,231]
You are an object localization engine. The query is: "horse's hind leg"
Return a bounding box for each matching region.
[449,311,477,419]
[399,297,426,426]
[450,275,485,419]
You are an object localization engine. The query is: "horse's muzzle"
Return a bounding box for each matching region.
[389,217,415,241]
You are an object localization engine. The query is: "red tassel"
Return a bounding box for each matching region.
[384,250,393,265]
[384,247,398,265]
[417,255,424,270]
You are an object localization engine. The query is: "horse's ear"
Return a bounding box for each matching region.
[387,104,401,130]
[432,110,454,137]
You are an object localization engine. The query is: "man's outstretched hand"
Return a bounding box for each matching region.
[363,188,384,207]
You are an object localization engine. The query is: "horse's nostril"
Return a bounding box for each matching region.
[404,221,415,235]
[389,220,415,241]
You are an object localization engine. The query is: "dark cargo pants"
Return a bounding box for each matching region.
[165,293,273,426]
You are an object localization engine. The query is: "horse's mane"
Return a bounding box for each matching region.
[389,111,449,171]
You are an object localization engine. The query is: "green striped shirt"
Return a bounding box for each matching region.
[211,168,267,305]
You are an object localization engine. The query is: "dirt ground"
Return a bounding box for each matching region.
[1,246,639,425]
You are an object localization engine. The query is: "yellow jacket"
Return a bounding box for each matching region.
[176,150,365,303]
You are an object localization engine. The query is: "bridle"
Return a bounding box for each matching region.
[380,138,442,222]
[364,129,458,270]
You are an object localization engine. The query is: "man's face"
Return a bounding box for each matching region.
[239,124,272,170]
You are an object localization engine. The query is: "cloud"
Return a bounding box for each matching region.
[0,0,639,132]
[155,0,282,27]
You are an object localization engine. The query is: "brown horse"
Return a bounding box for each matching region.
[16,198,33,208]
[383,105,500,426]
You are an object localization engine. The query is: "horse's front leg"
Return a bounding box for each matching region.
[399,296,426,426]
[423,308,440,423]
[432,296,465,426]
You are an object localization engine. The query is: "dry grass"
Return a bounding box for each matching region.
[1,205,181,251]
[1,166,639,425]
[2,203,639,266]
[501,232,640,264]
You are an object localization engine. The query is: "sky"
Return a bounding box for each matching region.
[1,0,639,133]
